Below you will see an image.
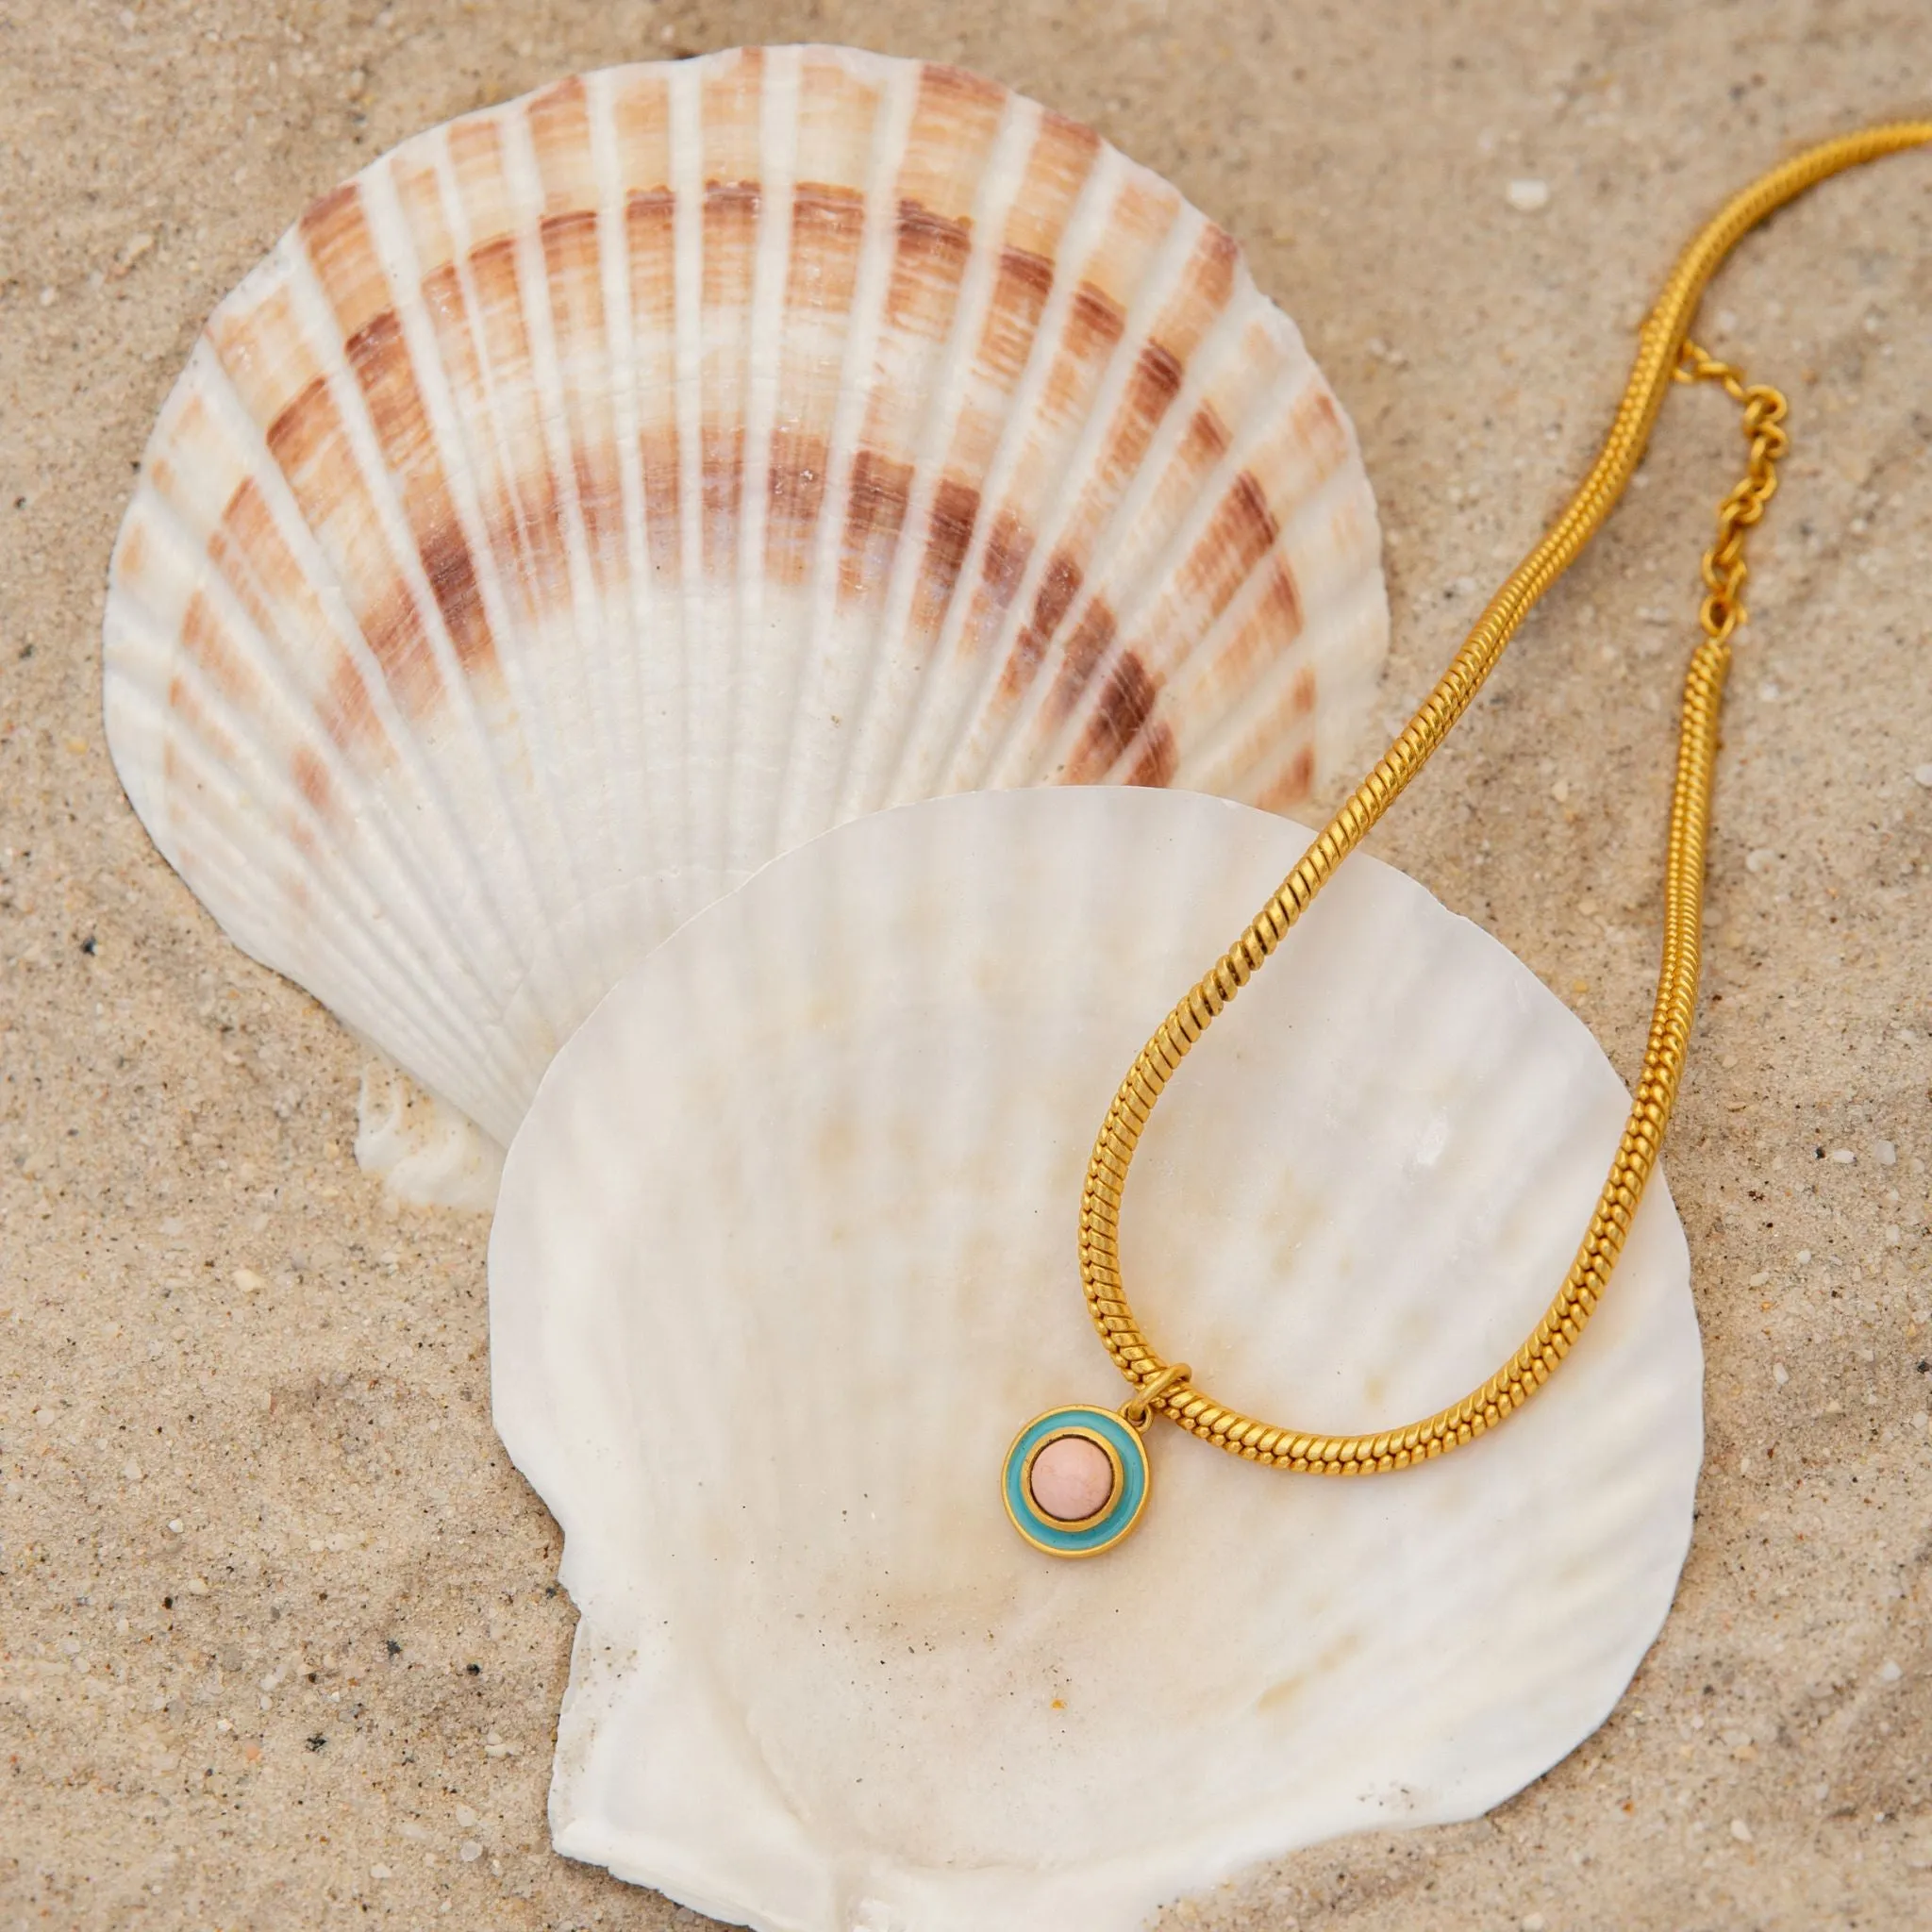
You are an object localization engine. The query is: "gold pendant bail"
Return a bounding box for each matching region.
[1121,1362,1191,1433]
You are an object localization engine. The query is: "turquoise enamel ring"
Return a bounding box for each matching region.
[1002,1405,1150,1557]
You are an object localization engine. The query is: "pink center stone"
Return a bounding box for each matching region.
[1028,1433,1116,1523]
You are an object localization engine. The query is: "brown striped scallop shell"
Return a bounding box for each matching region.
[104,45,1388,1172]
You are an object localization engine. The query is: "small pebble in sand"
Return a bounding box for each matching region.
[454,1805,478,1829]
[1773,1363,1789,1386]
[458,1840,483,1863]
[1831,1148,1856,1164]
[1874,1141,1896,1166]
[1507,177,1551,212]
[1878,1659,1902,1683]
[1730,1818,1753,1843]
[1913,763,1932,789]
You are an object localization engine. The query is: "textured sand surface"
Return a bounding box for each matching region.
[2,3,1928,1928]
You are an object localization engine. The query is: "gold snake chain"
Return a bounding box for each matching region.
[1080,122,1932,1474]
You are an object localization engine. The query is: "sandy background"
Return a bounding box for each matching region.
[3,1,1929,1927]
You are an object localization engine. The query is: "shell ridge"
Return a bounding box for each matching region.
[1038,358,1350,793]
[740,49,887,864]
[466,93,691,1042]
[185,311,548,1006]
[109,672,527,1124]
[990,246,1301,788]
[669,58,717,911]
[142,341,430,834]
[924,153,1196,790]
[814,75,1032,824]
[1174,573,1384,807]
[586,66,675,906]
[778,53,953,846]
[1166,481,1386,802]
[107,491,514,1060]
[360,139,615,1017]
[690,51,769,890]
[411,107,630,1012]
[411,136,675,1058]
[1265,487,1385,808]
[828,90,1045,825]
[541,76,656,900]
[277,207,580,1029]
[495,94,643,1017]
[508,87,638,906]
[1092,515,1315,798]
[1157,452,1365,712]
[984,213,1265,790]
[1305,580,1390,793]
[873,128,1124,803]
[767,58,924,854]
[722,49,802,878]
[286,179,524,758]
[609,60,695,915]
[976,204,1245,788]
[1064,389,1357,796]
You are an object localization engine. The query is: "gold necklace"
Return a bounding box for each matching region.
[1004,120,1932,1558]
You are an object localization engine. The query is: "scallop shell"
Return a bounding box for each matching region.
[490,785,1703,1932]
[103,45,1387,1187]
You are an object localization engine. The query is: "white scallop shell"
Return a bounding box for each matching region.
[102,45,1387,1190]
[490,785,1702,1932]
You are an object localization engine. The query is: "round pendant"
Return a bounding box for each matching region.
[1003,1406,1150,1557]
